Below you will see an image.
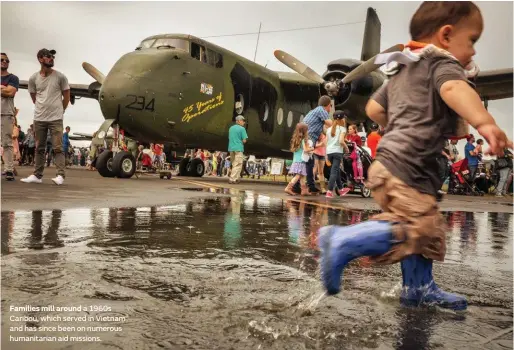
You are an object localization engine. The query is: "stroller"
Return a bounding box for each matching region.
[448,158,484,196]
[324,142,374,197]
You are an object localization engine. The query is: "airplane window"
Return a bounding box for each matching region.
[136,39,156,50]
[152,38,189,51]
[206,49,223,68]
[191,43,206,62]
[191,43,223,68]
[277,108,284,126]
[215,54,223,68]
[191,43,201,60]
[262,102,269,122]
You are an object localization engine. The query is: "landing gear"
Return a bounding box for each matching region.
[178,158,190,176]
[96,151,116,177]
[112,151,136,178]
[187,158,205,177]
[178,157,205,177]
[95,122,137,179]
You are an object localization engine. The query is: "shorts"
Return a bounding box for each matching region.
[313,154,325,161]
[366,161,445,265]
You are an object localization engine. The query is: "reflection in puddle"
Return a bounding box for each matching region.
[1,194,513,349]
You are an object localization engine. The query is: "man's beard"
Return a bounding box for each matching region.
[1,67,6,71]
[43,62,54,68]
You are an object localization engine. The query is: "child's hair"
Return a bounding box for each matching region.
[290,122,308,152]
[331,118,346,137]
[410,1,481,41]
[477,139,484,145]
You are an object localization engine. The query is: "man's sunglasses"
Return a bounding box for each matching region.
[43,55,55,59]
[1,59,9,63]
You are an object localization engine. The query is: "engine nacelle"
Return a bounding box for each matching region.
[320,58,386,120]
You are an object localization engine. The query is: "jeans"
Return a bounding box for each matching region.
[468,165,477,181]
[327,153,344,191]
[497,167,512,195]
[34,120,65,178]
[1,115,14,172]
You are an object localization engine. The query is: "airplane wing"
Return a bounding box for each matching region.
[69,132,94,141]
[277,72,319,87]
[73,132,94,138]
[69,135,93,141]
[471,68,513,101]
[18,81,100,103]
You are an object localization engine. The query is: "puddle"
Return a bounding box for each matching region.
[1,194,512,349]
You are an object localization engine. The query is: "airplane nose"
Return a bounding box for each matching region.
[98,49,174,118]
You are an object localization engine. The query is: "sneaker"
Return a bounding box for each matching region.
[338,188,351,196]
[325,191,334,198]
[5,171,15,181]
[21,175,43,184]
[52,175,64,185]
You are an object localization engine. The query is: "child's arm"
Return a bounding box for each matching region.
[440,80,512,155]
[304,140,314,153]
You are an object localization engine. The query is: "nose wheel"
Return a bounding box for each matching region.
[112,151,136,178]
[96,151,116,177]
[96,150,136,178]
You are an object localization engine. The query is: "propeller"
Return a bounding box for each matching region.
[273,44,405,104]
[82,62,105,85]
[274,50,324,84]
[342,44,404,83]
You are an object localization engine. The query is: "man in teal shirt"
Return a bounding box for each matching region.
[228,115,248,183]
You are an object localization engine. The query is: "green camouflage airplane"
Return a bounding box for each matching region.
[19,7,513,179]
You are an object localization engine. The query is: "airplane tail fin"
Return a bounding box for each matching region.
[360,7,381,62]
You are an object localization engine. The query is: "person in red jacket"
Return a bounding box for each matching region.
[366,123,382,159]
[346,124,362,146]
[345,124,364,182]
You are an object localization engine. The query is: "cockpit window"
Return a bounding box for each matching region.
[136,39,156,50]
[191,42,223,68]
[136,38,189,51]
[152,38,189,51]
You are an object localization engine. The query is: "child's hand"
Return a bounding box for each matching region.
[476,124,513,156]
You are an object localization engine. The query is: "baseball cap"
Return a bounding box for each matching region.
[37,49,56,59]
[235,115,245,121]
[333,110,346,120]
[371,123,379,130]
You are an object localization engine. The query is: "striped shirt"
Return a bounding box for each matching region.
[303,106,329,143]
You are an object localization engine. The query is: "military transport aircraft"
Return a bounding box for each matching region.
[19,7,513,179]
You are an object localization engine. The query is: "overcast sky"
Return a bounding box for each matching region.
[2,1,512,151]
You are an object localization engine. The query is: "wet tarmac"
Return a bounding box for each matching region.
[1,189,513,350]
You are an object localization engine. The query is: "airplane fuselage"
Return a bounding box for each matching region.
[98,34,385,158]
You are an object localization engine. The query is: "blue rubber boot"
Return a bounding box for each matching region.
[318,221,395,295]
[400,255,467,311]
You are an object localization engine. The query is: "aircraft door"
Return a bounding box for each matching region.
[230,63,252,122]
[249,78,278,135]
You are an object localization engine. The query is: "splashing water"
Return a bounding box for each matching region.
[296,291,327,316]
[380,282,403,300]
